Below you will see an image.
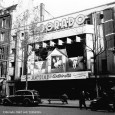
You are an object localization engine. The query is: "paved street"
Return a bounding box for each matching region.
[0,106,115,115]
[0,99,114,115]
[0,99,115,115]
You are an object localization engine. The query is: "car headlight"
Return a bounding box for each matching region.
[91,101,97,104]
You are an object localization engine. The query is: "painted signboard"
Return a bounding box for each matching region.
[21,71,90,81]
[23,48,89,81]
[27,48,85,74]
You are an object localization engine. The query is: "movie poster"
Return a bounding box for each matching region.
[51,56,63,69]
[68,56,84,71]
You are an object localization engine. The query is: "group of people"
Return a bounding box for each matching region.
[60,90,115,111]
[61,91,87,109]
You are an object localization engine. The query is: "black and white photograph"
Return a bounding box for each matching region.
[0,0,115,115]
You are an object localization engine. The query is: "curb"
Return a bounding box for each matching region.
[38,103,90,109]
[39,104,78,108]
[38,100,91,108]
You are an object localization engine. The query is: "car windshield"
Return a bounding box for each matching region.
[33,91,39,96]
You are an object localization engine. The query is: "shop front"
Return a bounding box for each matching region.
[21,71,93,99]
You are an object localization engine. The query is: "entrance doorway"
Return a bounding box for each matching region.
[9,86,14,95]
[101,59,107,73]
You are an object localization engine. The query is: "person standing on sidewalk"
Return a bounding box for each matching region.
[61,93,68,104]
[79,90,87,109]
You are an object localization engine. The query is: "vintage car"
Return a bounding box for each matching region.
[90,97,114,111]
[3,90,41,106]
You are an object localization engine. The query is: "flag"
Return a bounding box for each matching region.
[76,36,81,42]
[58,39,63,45]
[50,41,55,46]
[67,38,72,44]
[43,42,47,48]
[35,44,39,49]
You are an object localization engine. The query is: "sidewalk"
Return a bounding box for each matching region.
[39,99,91,108]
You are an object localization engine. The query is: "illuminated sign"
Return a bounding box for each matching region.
[76,14,85,25]
[36,14,85,33]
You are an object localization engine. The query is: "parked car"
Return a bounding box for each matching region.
[3,90,41,106]
[0,95,5,105]
[90,97,114,111]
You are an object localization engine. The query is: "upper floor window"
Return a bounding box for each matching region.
[11,62,15,67]
[84,18,92,24]
[2,18,6,28]
[12,48,16,54]
[21,33,24,37]
[0,32,4,42]
[0,47,4,59]
[0,48,4,54]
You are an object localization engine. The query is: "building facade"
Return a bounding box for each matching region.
[0,5,17,96]
[18,2,115,99]
[8,3,51,94]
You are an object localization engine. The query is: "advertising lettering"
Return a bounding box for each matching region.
[21,71,90,81]
[33,74,49,80]
[52,74,71,78]
[72,72,88,79]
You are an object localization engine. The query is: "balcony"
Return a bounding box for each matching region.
[10,41,15,49]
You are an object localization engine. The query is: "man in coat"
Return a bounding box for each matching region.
[79,90,87,109]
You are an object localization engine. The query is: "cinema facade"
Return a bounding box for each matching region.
[20,2,115,99]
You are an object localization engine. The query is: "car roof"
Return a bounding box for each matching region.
[15,90,38,92]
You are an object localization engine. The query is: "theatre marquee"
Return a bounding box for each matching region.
[21,71,90,81]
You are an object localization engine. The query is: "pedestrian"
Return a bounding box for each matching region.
[61,93,68,104]
[79,90,87,109]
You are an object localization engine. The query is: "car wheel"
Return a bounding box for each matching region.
[23,99,31,106]
[3,100,10,106]
[107,105,114,112]
[90,105,97,111]
[0,99,2,104]
[91,108,97,111]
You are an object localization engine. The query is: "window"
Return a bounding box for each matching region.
[12,48,16,54]
[0,47,4,59]
[0,55,2,59]
[33,91,39,96]
[0,32,4,42]
[84,18,91,24]
[15,91,22,95]
[24,91,32,95]
[0,49,1,54]
[11,62,15,67]
[1,55,4,59]
[21,33,24,37]
[101,59,107,73]
[2,18,6,28]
